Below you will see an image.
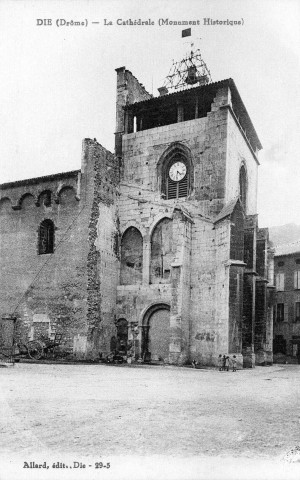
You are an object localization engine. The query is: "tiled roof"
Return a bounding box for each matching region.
[0,170,80,190]
[214,197,241,224]
[125,78,230,108]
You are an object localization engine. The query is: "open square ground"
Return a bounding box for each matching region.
[1,363,300,480]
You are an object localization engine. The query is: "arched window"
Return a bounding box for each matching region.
[150,218,173,284]
[166,154,188,199]
[120,227,143,285]
[37,190,52,207]
[39,219,54,254]
[159,144,193,200]
[58,186,77,207]
[239,165,247,211]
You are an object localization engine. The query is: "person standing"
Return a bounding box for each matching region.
[218,354,223,371]
[222,355,226,371]
[225,356,230,372]
[232,355,237,372]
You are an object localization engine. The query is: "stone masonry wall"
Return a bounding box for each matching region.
[120,88,230,221]
[0,139,118,359]
[82,139,119,359]
[226,110,259,216]
[116,85,234,365]
[190,218,231,365]
[0,171,90,353]
[115,67,152,157]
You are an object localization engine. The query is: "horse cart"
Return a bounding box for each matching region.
[16,333,63,360]
[0,332,63,364]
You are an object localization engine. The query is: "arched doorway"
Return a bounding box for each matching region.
[142,304,170,362]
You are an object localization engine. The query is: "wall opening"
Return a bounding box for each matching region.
[120,227,143,285]
[141,303,170,362]
[150,218,173,284]
[230,202,244,261]
[116,318,128,354]
[239,165,247,211]
[158,143,193,200]
[38,219,54,254]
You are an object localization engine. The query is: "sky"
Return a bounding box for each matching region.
[0,0,299,227]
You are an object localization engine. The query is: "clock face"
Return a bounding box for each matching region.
[169,162,187,182]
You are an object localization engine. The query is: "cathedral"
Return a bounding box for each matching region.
[0,46,275,368]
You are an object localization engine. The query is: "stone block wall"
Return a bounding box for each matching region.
[116,81,263,366]
[0,171,89,351]
[190,218,230,365]
[226,111,259,216]
[115,67,152,157]
[0,138,118,359]
[82,139,119,358]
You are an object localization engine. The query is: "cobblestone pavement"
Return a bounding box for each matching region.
[1,363,300,480]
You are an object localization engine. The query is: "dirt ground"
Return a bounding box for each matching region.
[1,363,300,480]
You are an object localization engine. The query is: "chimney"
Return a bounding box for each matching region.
[158,86,168,96]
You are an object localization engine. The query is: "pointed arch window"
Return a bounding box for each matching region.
[159,144,193,200]
[166,154,188,199]
[120,227,143,285]
[150,218,173,284]
[239,165,247,211]
[39,219,54,254]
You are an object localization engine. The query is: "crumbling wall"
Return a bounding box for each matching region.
[115,67,152,157]
[83,140,119,359]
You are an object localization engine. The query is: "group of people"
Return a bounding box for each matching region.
[218,354,237,372]
[191,354,237,371]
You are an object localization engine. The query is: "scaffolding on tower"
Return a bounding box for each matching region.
[163,45,212,93]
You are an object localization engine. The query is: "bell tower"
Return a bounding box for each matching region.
[114,31,272,368]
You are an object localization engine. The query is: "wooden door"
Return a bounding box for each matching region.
[148,309,170,362]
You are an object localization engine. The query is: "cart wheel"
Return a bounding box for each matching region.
[27,340,44,360]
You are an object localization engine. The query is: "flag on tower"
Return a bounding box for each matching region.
[182,28,191,38]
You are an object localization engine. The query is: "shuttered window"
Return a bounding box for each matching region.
[294,271,300,289]
[275,273,285,291]
[166,174,188,199]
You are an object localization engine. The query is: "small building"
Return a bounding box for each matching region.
[274,241,300,362]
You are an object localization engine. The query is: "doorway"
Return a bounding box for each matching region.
[142,304,170,362]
